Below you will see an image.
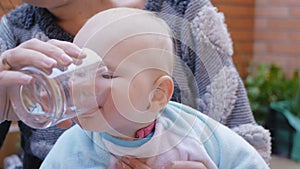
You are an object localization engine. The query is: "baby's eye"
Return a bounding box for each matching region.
[102,73,116,79]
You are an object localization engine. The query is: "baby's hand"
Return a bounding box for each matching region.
[116,157,150,169]
[116,157,207,169]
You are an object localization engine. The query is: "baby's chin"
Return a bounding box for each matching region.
[76,119,106,132]
[76,107,105,131]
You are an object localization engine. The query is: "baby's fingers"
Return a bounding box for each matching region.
[117,157,151,169]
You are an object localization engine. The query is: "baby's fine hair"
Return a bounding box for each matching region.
[74,7,175,76]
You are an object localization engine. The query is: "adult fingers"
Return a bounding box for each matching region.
[0,71,32,86]
[19,38,74,67]
[47,39,86,59]
[0,39,88,74]
[1,47,57,71]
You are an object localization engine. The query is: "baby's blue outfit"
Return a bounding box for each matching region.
[40,101,269,169]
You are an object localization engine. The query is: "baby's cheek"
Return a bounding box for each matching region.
[128,80,150,112]
[95,80,111,103]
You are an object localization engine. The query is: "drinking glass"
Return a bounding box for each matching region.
[11,48,107,129]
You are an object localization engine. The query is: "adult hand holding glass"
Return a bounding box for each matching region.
[0,39,82,86]
[0,39,86,122]
[10,48,107,129]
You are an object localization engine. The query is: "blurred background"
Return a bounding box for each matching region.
[0,0,299,168]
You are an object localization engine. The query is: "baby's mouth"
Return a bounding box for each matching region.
[98,106,103,110]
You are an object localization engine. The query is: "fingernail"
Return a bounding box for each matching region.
[79,50,87,59]
[42,58,57,68]
[43,58,57,67]
[61,53,73,63]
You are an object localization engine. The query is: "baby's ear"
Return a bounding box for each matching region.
[148,75,174,112]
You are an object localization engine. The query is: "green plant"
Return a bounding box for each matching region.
[245,63,299,125]
[289,83,300,118]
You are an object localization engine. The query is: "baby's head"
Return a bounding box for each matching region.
[75,7,173,75]
[74,8,174,138]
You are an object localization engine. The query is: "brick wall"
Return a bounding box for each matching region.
[254,0,300,76]
[0,0,22,17]
[212,0,300,78]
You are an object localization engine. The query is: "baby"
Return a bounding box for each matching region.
[40,8,268,169]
